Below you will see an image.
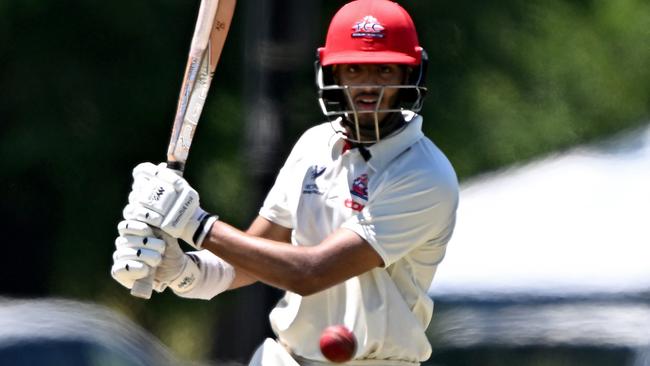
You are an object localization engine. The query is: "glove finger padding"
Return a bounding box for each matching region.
[112,247,163,267]
[117,220,154,237]
[111,259,152,289]
[114,235,166,254]
[112,219,165,291]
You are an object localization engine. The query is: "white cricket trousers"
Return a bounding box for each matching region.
[248,338,300,366]
[248,338,421,366]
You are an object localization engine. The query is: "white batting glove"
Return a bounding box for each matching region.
[111,220,201,294]
[122,162,218,249]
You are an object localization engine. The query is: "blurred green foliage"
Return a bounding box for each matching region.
[0,0,648,362]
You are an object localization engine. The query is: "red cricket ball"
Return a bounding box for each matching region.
[319,325,357,363]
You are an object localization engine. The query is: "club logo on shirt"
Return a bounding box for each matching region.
[350,174,368,200]
[311,166,326,179]
[346,174,368,211]
[303,165,326,195]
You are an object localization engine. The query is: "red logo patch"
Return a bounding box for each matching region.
[345,198,365,212]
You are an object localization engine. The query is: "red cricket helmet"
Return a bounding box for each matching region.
[318,0,423,67]
[315,0,428,144]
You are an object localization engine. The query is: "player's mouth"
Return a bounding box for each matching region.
[353,94,381,111]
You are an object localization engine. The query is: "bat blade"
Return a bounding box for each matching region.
[130,0,236,299]
[166,0,237,172]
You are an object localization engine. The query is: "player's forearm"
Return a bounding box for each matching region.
[225,215,294,289]
[227,265,258,289]
[202,220,322,295]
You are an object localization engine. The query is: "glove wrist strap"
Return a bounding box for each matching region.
[193,214,218,249]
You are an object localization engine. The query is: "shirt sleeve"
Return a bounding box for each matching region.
[258,159,296,228]
[258,127,317,228]
[341,169,459,267]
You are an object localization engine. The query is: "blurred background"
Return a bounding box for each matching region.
[1,0,649,365]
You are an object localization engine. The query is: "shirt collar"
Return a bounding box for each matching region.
[365,112,424,172]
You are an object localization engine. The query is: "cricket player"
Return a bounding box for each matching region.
[111,0,459,365]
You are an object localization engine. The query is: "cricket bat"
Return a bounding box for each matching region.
[130,0,237,299]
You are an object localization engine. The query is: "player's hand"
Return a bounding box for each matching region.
[111,220,201,294]
[122,162,218,249]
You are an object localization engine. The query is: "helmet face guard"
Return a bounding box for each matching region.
[315,50,428,143]
[315,0,428,143]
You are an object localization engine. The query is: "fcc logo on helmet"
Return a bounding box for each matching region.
[352,16,385,38]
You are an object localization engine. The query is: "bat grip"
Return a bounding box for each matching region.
[166,160,185,173]
[131,274,154,299]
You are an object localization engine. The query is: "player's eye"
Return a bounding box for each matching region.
[380,65,395,74]
[347,65,359,74]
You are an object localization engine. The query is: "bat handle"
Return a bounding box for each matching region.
[131,273,155,299]
[166,160,185,173]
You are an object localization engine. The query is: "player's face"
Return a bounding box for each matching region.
[335,63,405,133]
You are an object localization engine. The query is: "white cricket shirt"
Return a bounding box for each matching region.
[260,112,459,364]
